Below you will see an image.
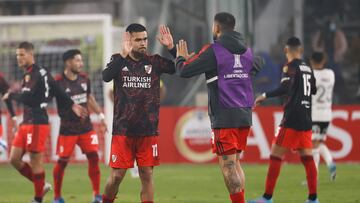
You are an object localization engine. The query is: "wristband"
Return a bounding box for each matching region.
[98,113,105,120]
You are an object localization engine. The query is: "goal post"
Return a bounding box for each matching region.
[0,14,114,163]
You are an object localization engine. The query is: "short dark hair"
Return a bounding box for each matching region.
[63,49,81,62]
[286,37,302,48]
[311,52,325,64]
[18,41,34,51]
[126,23,146,33]
[214,12,236,31]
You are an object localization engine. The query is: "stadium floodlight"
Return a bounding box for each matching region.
[0,14,113,163]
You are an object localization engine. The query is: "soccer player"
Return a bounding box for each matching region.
[0,73,16,154]
[175,12,263,203]
[101,23,175,203]
[4,41,87,203]
[107,78,166,179]
[52,49,107,203]
[310,52,336,181]
[248,37,319,203]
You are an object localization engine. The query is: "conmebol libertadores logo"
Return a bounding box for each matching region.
[174,109,216,162]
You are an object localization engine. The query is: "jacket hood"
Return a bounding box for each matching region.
[216,31,247,54]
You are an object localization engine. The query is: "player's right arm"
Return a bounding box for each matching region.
[103,32,131,82]
[48,73,74,108]
[175,40,215,78]
[7,72,43,107]
[102,54,128,82]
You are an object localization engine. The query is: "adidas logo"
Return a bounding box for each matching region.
[65,88,71,93]
[122,66,129,71]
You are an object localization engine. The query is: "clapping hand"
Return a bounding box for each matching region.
[176,39,195,60]
[120,32,132,58]
[157,25,174,50]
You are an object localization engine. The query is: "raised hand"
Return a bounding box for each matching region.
[176,39,195,60]
[157,25,174,49]
[120,32,132,58]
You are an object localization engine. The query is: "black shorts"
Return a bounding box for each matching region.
[312,122,330,140]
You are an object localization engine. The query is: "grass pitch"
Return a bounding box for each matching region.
[0,163,359,203]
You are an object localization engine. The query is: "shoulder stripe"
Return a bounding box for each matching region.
[184,44,211,65]
[281,77,290,83]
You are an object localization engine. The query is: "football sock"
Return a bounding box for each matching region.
[87,152,101,195]
[53,159,68,199]
[33,172,45,201]
[264,155,282,197]
[34,197,42,203]
[19,162,34,182]
[312,148,320,170]
[102,194,115,203]
[301,155,317,196]
[230,190,245,203]
[319,143,333,166]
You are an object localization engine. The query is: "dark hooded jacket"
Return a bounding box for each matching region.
[175,31,264,128]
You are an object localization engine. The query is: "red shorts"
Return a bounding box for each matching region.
[12,124,50,152]
[273,127,312,149]
[109,135,160,169]
[56,130,99,157]
[212,127,250,156]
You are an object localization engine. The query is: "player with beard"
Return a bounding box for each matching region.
[0,73,16,154]
[175,12,263,203]
[4,41,87,203]
[248,37,318,203]
[52,49,107,203]
[101,23,175,203]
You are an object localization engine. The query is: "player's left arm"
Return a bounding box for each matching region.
[310,68,317,95]
[87,94,107,132]
[86,78,107,130]
[157,25,177,58]
[155,54,176,75]
[175,40,216,78]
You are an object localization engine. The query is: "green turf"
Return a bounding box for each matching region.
[0,163,359,203]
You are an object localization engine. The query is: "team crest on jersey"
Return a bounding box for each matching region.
[144,65,152,74]
[24,74,31,82]
[81,83,87,91]
[111,154,117,162]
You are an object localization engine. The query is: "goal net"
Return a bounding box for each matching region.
[0,14,113,163]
